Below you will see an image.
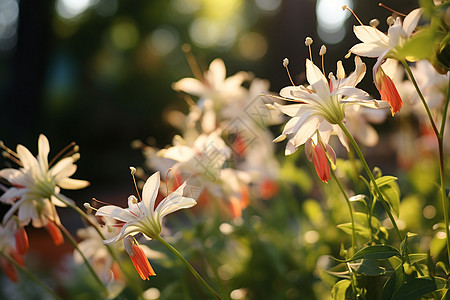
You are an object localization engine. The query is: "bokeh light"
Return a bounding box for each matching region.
[316,0,353,44]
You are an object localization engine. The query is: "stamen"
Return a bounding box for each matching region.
[130,166,142,202]
[49,141,76,167]
[343,5,364,26]
[379,3,406,17]
[0,141,19,159]
[282,58,296,86]
[84,202,98,212]
[92,197,111,206]
[319,45,327,75]
[182,44,204,81]
[2,152,22,167]
[305,37,313,61]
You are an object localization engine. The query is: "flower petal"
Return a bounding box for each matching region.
[353,25,389,44]
[172,78,207,96]
[0,187,27,204]
[142,172,161,213]
[38,134,50,173]
[16,145,39,173]
[57,178,90,190]
[96,205,138,223]
[403,8,423,36]
[306,59,330,101]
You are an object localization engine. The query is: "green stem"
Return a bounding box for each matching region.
[439,78,450,137]
[330,169,356,252]
[0,251,64,300]
[54,195,141,293]
[155,235,222,300]
[56,223,108,295]
[338,122,403,241]
[401,60,439,136]
[438,78,450,267]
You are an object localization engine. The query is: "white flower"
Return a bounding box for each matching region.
[274,57,388,155]
[172,58,251,106]
[95,171,197,244]
[0,134,89,227]
[349,8,423,114]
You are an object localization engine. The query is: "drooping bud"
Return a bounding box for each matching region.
[124,237,156,280]
[15,227,29,255]
[45,221,64,246]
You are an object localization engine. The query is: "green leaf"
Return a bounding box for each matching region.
[375,176,398,187]
[408,253,428,265]
[331,279,352,300]
[371,176,400,217]
[347,245,400,262]
[383,263,405,300]
[391,277,448,300]
[337,222,371,239]
[396,27,437,61]
[350,259,386,276]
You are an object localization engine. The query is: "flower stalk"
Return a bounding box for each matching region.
[155,235,222,300]
[330,169,356,252]
[55,222,108,295]
[0,251,64,300]
[338,121,403,241]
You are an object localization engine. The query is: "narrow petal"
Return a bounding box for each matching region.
[96,205,138,223]
[16,145,39,172]
[306,59,330,101]
[0,169,30,187]
[0,188,27,204]
[142,172,161,213]
[207,58,226,88]
[57,178,90,190]
[403,8,423,36]
[172,78,207,96]
[49,157,74,179]
[38,134,50,173]
[349,42,388,58]
[156,181,197,219]
[292,115,320,147]
[353,25,389,44]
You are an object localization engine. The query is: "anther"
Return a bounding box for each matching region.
[319,45,327,75]
[130,166,137,175]
[387,16,395,26]
[71,153,81,162]
[319,45,327,56]
[369,19,380,27]
[130,166,142,202]
[282,58,296,86]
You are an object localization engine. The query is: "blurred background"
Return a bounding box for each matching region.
[0,0,418,201]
